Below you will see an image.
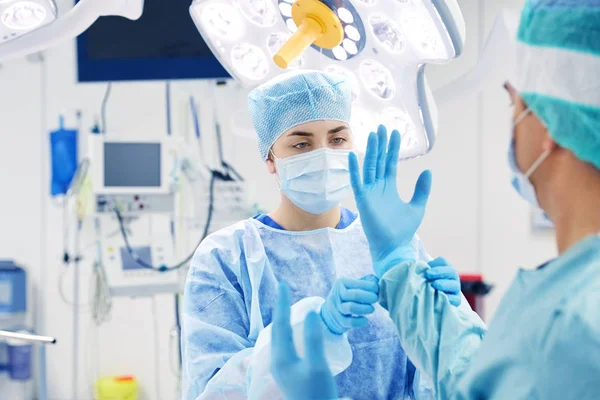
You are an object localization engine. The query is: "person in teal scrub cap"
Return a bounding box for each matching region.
[270,1,600,399]
[181,70,467,400]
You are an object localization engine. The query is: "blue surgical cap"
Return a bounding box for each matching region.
[516,0,600,169]
[248,70,352,161]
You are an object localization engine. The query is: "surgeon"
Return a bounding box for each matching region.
[270,0,600,398]
[181,70,466,399]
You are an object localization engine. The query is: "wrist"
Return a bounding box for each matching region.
[373,245,416,278]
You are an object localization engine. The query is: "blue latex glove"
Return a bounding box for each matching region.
[349,125,433,277]
[424,257,462,307]
[272,282,338,400]
[320,275,380,335]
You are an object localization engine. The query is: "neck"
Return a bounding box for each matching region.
[537,158,600,254]
[269,197,342,231]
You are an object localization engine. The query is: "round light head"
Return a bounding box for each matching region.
[2,1,46,30]
[359,60,395,100]
[236,0,278,27]
[201,3,244,39]
[231,43,270,80]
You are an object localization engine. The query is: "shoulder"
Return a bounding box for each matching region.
[538,286,600,392]
[198,219,254,247]
[190,219,258,268]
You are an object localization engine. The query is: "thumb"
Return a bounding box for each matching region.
[410,170,432,206]
[360,274,379,284]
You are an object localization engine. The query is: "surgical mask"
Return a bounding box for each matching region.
[508,108,552,209]
[272,148,351,215]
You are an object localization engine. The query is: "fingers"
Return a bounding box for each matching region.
[334,314,369,330]
[363,132,378,185]
[385,130,401,180]
[427,256,449,268]
[339,286,379,305]
[304,311,328,367]
[376,125,388,180]
[425,265,458,281]
[349,152,363,198]
[361,274,379,283]
[338,302,375,316]
[340,277,379,294]
[448,293,462,307]
[360,274,380,293]
[272,282,299,367]
[431,279,461,295]
[410,169,432,207]
[332,277,379,317]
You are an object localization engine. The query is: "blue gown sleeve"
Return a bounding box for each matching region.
[378,260,487,400]
[408,235,435,399]
[537,293,600,398]
[181,235,253,400]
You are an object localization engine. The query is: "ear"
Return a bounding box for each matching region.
[266,158,277,175]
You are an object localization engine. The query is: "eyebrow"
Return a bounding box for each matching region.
[287,125,348,137]
[328,125,349,134]
[287,131,314,137]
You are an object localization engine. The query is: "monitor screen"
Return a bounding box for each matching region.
[104,143,161,188]
[77,0,230,81]
[120,246,152,270]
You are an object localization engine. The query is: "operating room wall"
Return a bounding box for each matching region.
[0,0,559,399]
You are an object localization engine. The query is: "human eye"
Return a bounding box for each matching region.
[294,142,310,149]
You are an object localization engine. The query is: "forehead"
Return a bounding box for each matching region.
[281,120,350,137]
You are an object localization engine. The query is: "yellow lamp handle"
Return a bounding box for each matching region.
[273,17,323,69]
[272,0,344,69]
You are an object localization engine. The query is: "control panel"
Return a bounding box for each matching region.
[98,214,181,297]
[96,194,175,214]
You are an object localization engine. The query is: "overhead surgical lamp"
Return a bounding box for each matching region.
[190,0,466,160]
[434,9,520,106]
[0,0,143,63]
[0,0,57,42]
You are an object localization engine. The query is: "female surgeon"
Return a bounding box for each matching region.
[270,0,600,399]
[181,70,467,399]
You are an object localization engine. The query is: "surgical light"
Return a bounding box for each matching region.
[0,0,56,42]
[237,0,278,27]
[190,0,466,160]
[0,0,144,63]
[230,43,270,80]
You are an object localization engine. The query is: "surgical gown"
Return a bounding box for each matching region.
[379,234,600,399]
[182,214,435,400]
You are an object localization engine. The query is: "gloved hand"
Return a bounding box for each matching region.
[320,275,380,335]
[424,257,462,307]
[349,125,433,277]
[272,282,338,400]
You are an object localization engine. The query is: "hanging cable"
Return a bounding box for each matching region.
[91,217,112,326]
[101,83,112,134]
[114,172,217,271]
[166,82,172,136]
[190,96,201,140]
[175,294,182,366]
[151,296,162,400]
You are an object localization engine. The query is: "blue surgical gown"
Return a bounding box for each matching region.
[379,234,600,399]
[182,210,435,400]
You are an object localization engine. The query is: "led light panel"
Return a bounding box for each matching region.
[190,0,465,160]
[0,0,57,44]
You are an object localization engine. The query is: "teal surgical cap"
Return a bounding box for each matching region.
[516,0,600,169]
[248,70,352,161]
